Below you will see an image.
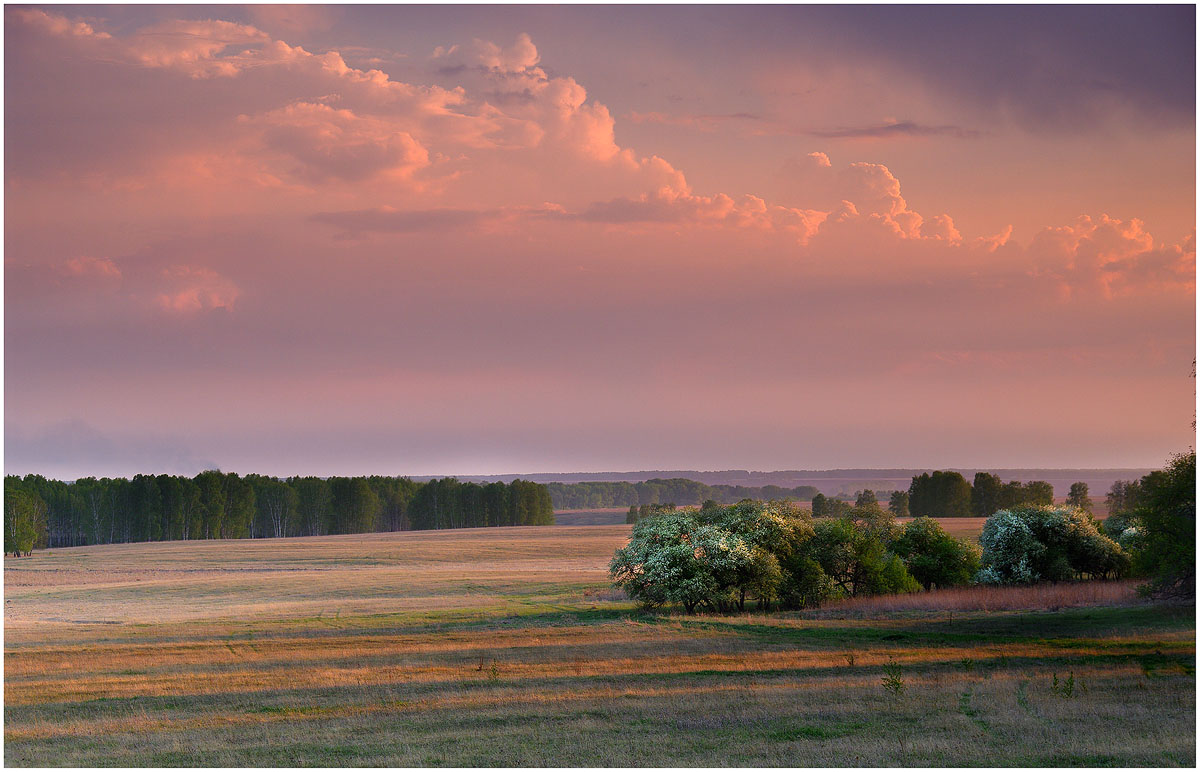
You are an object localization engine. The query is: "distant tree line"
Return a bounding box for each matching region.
[608,452,1195,612]
[597,471,1080,520]
[905,471,1062,517]
[547,478,819,509]
[557,472,1099,518]
[3,473,554,552]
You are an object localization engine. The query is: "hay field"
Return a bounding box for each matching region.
[4,525,1195,767]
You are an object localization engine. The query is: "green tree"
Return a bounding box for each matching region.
[1066,482,1093,514]
[221,473,256,539]
[811,493,829,517]
[368,476,418,531]
[850,502,901,543]
[329,477,381,533]
[801,518,917,598]
[482,482,509,527]
[971,472,1002,516]
[1131,452,1195,598]
[888,490,909,516]
[891,517,980,590]
[195,470,226,540]
[909,471,972,517]
[291,477,332,535]
[4,483,47,555]
[826,498,853,517]
[855,489,878,508]
[248,476,298,538]
[609,512,750,613]
[997,480,1026,510]
[130,474,163,542]
[1105,480,1143,516]
[1022,481,1055,506]
[977,505,1127,584]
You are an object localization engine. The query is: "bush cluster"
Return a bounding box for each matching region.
[975,505,1128,584]
[608,500,979,612]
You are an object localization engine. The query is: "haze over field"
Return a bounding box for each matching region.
[5,5,1195,480]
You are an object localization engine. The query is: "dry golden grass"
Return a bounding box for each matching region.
[4,525,629,628]
[4,524,1194,767]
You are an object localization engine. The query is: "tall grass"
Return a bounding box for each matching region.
[816,580,1142,615]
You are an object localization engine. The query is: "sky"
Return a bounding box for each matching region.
[4,4,1196,480]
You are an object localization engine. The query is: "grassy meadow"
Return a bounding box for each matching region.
[4,523,1195,767]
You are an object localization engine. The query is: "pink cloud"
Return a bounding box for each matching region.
[121,20,271,78]
[1030,214,1195,298]
[251,102,430,182]
[973,225,1014,253]
[474,32,541,74]
[11,8,110,39]
[5,256,123,298]
[60,256,122,280]
[8,10,1193,307]
[773,153,963,243]
[155,266,241,313]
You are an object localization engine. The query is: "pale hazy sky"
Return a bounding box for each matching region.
[5,4,1196,479]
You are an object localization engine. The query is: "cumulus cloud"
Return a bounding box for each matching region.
[155,266,242,313]
[6,255,244,319]
[120,19,272,77]
[432,32,542,75]
[570,188,828,244]
[773,153,963,243]
[5,256,123,297]
[7,8,1192,305]
[973,225,1014,253]
[12,8,110,39]
[12,13,645,189]
[250,102,430,182]
[1029,215,1195,298]
[59,256,122,281]
[14,10,273,78]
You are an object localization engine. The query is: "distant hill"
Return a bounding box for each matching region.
[415,469,1154,498]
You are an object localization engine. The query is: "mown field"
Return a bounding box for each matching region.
[4,524,1195,767]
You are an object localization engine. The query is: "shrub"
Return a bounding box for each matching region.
[1116,525,1143,553]
[610,507,797,613]
[891,517,981,590]
[977,505,1127,584]
[612,501,959,613]
[777,555,838,609]
[977,510,1042,584]
[794,517,919,599]
[702,499,813,560]
[1101,512,1137,541]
